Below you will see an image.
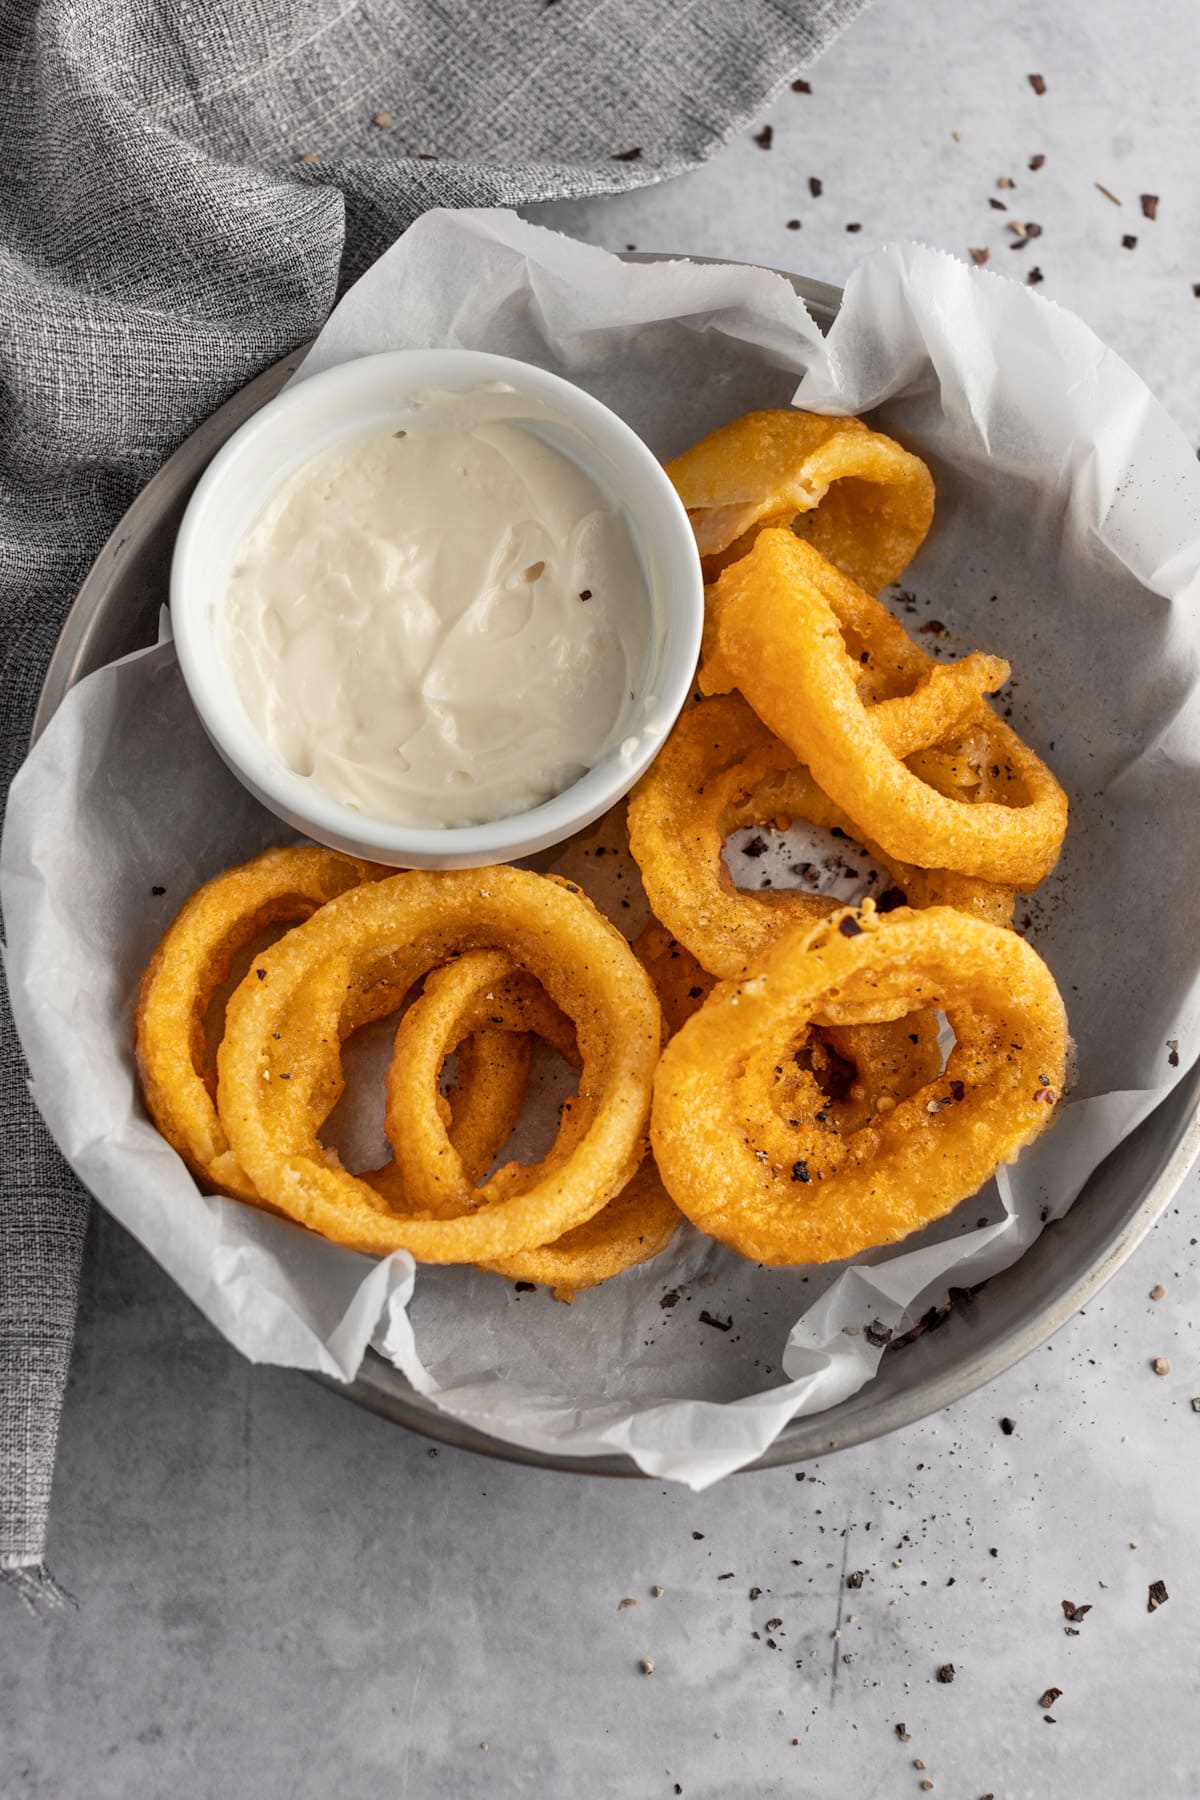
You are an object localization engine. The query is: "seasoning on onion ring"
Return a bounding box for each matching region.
[667,409,935,591]
[135,846,384,1202]
[217,866,662,1262]
[651,903,1068,1265]
[631,920,717,1034]
[706,530,1067,888]
[627,693,1014,980]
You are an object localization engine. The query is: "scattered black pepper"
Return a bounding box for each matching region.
[1122,233,1138,249]
[742,835,769,858]
[989,197,1008,211]
[1000,1416,1016,1435]
[792,1160,811,1184]
[1028,72,1046,94]
[1038,1687,1063,1710]
[787,219,801,230]
[1061,1600,1092,1622]
[612,147,642,162]
[578,588,592,601]
[791,78,811,93]
[753,125,774,150]
[660,1291,680,1309]
[865,1320,893,1347]
[1029,153,1046,170]
[692,1531,705,1540]
[514,1280,535,1292]
[838,916,863,937]
[919,619,947,636]
[848,1570,865,1589]
[1167,1039,1180,1067]
[151,884,165,896]
[969,247,990,266]
[1148,1579,1169,1612]
[699,1310,732,1332]
[688,985,703,999]
[1140,193,1159,221]
[1027,266,1044,286]
[936,1663,956,1684]
[808,176,823,197]
[845,222,862,233]
[749,1586,762,1600]
[256,968,266,980]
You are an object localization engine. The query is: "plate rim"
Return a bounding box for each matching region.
[30,252,1200,1478]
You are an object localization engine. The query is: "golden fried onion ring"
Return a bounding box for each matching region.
[706,531,1067,888]
[383,949,680,1294]
[217,867,662,1262]
[652,905,1068,1265]
[628,694,1014,981]
[485,1160,681,1297]
[386,949,578,1219]
[667,409,936,591]
[135,846,384,1202]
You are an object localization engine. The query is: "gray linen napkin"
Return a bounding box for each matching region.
[0,0,867,1595]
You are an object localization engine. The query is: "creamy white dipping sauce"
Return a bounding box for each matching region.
[221,386,651,828]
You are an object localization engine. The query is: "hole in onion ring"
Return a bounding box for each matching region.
[722,818,890,907]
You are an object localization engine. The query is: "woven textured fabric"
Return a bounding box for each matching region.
[0,0,867,1584]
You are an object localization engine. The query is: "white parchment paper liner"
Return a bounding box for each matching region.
[4,211,1200,1489]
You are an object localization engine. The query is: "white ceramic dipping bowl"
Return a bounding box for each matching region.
[170,348,704,869]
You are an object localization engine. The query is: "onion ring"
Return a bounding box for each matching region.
[135,846,384,1202]
[706,531,1067,887]
[484,1160,681,1299]
[217,867,662,1262]
[384,948,680,1295]
[628,693,1014,981]
[651,904,1068,1265]
[385,949,578,1219]
[667,409,936,591]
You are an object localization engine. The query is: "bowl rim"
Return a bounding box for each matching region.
[168,345,704,868]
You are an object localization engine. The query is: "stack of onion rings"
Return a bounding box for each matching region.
[703,529,1067,888]
[628,693,1015,981]
[216,866,662,1264]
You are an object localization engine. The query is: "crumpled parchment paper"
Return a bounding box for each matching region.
[4,209,1199,1489]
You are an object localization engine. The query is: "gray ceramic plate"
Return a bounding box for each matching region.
[33,260,1200,1475]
